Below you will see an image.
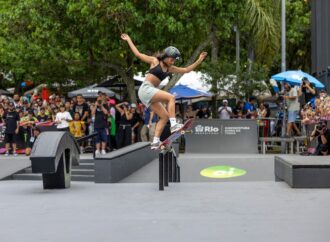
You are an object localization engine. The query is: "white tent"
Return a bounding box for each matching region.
[134,71,212,93]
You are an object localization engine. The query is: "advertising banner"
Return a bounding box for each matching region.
[185,119,258,154]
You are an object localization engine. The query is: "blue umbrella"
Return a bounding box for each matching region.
[271,70,325,89]
[169,84,212,100]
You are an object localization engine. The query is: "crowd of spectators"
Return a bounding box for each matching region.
[0,91,160,156]
[1,77,329,156]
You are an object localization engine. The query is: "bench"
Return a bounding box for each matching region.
[95,142,158,183]
[275,155,330,188]
[259,137,294,154]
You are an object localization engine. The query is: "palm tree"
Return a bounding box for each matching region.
[243,0,280,66]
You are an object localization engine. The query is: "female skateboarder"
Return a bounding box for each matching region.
[121,33,207,149]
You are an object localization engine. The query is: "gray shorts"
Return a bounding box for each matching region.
[138,81,159,107]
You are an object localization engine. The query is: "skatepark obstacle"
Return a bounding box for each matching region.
[30,132,80,189]
[275,155,330,188]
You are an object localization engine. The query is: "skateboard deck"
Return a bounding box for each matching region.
[158,119,194,150]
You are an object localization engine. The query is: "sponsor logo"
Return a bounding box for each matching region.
[194,125,219,135]
[200,166,247,178]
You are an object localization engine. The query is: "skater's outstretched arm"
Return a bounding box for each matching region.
[169,52,207,74]
[121,33,156,65]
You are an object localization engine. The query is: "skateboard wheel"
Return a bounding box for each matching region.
[160,145,165,150]
[181,131,185,134]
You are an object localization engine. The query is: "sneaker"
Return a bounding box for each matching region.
[13,152,17,157]
[4,151,9,157]
[150,141,160,150]
[101,150,106,155]
[95,150,100,156]
[170,123,183,133]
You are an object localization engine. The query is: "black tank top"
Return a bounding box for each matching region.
[119,113,131,125]
[149,62,171,81]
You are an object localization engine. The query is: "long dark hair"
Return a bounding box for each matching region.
[153,51,165,61]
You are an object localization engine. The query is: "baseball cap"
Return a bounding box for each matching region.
[223,99,228,103]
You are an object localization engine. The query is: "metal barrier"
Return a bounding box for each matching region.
[159,148,180,191]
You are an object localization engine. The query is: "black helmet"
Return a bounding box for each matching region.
[163,46,181,60]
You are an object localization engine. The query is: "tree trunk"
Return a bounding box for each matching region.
[210,28,220,118]
[122,75,137,103]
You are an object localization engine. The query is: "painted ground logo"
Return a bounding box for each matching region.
[194,125,219,135]
[200,166,247,178]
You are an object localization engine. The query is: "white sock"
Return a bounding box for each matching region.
[169,118,177,127]
[153,137,160,143]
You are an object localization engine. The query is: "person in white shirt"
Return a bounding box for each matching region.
[218,100,232,120]
[55,103,72,131]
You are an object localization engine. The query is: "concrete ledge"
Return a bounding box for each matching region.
[275,155,330,188]
[95,142,158,183]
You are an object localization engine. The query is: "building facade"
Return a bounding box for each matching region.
[311,0,330,90]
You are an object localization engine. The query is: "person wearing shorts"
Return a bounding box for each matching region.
[91,96,109,155]
[284,82,301,136]
[3,102,20,156]
[121,33,207,149]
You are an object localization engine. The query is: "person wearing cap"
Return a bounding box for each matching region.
[55,103,72,131]
[121,33,207,149]
[20,110,38,143]
[3,102,20,156]
[36,107,50,122]
[218,100,232,120]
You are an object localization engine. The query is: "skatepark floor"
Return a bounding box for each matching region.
[0,154,329,242]
[0,180,329,242]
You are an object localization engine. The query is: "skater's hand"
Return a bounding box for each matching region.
[121,33,131,42]
[15,128,19,134]
[198,52,208,61]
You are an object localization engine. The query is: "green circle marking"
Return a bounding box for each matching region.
[200,166,247,179]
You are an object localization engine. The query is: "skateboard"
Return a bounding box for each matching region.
[158,119,194,150]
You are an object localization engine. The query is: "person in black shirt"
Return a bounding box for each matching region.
[300,77,316,105]
[115,102,133,148]
[73,94,89,122]
[3,102,20,156]
[130,103,143,143]
[310,121,330,156]
[196,106,211,119]
[25,126,41,156]
[91,97,109,155]
[232,101,245,119]
[36,107,50,122]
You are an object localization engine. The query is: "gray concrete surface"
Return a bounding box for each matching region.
[0,180,329,242]
[121,154,275,183]
[0,156,31,179]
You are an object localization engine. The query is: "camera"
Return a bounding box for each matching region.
[315,122,327,135]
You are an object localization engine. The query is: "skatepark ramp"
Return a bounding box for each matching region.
[30,131,80,189]
[95,142,157,183]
